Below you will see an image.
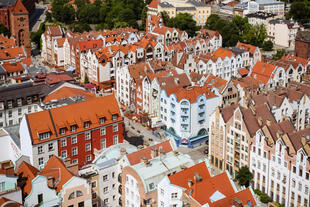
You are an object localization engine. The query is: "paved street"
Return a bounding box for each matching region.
[29,2,49,32]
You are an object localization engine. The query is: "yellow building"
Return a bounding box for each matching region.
[148,0,211,26]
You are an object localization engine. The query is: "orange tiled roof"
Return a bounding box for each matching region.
[236,42,257,55]
[126,140,173,165]
[148,0,160,8]
[16,161,39,195]
[251,61,277,85]
[169,161,256,206]
[152,26,173,35]
[21,57,33,66]
[171,86,217,103]
[79,39,103,52]
[0,34,16,48]
[204,73,228,93]
[43,86,96,103]
[39,155,74,193]
[26,96,122,145]
[47,26,63,37]
[213,48,234,60]
[13,0,28,14]
[0,47,26,61]
[282,54,309,67]
[238,68,249,76]
[1,62,25,73]
[45,73,74,85]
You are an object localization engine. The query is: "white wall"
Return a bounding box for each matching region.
[19,116,33,165]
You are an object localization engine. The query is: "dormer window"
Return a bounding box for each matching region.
[84,121,90,129]
[7,100,12,108]
[99,117,105,125]
[112,114,118,121]
[27,97,32,104]
[39,132,50,140]
[17,98,22,106]
[59,128,66,135]
[70,125,77,132]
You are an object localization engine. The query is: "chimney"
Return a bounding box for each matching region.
[47,176,55,188]
[266,119,271,126]
[233,198,243,207]
[188,179,193,188]
[194,173,202,183]
[141,156,147,163]
[151,148,158,158]
[258,117,263,126]
[120,147,126,156]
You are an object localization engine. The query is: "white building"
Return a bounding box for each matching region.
[255,0,285,17]
[161,86,220,148]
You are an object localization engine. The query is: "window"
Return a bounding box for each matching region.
[149,183,155,190]
[112,172,115,178]
[86,143,91,152]
[113,124,118,132]
[61,150,67,158]
[113,135,118,144]
[38,146,43,154]
[61,139,67,147]
[76,190,83,197]
[103,198,108,204]
[99,117,105,124]
[39,132,50,140]
[69,192,75,200]
[59,128,65,135]
[112,114,118,121]
[18,108,22,116]
[92,181,96,188]
[72,147,78,156]
[100,127,106,136]
[38,194,43,204]
[104,187,108,194]
[92,192,97,199]
[28,106,31,113]
[160,188,164,195]
[101,139,106,149]
[48,143,53,151]
[85,132,91,140]
[70,125,76,132]
[78,202,84,207]
[71,136,77,144]
[38,157,43,165]
[84,121,90,129]
[86,155,91,162]
[305,186,309,194]
[103,175,108,181]
[171,192,177,199]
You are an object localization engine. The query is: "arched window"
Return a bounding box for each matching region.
[197,128,207,136]
[289,69,293,75]
[76,190,83,197]
[68,192,75,200]
[169,127,176,135]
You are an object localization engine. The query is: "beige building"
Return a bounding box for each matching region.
[148,0,211,26]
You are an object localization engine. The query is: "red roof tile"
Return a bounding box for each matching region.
[251,61,277,85]
[16,161,39,195]
[148,0,160,8]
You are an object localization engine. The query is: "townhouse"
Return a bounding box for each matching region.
[267,19,302,48]
[157,160,257,207]
[147,0,212,26]
[255,0,284,17]
[0,128,22,165]
[121,149,194,207]
[250,121,310,207]
[161,86,220,148]
[208,103,276,175]
[19,96,124,168]
[18,156,91,207]
[0,82,49,127]
[79,143,137,207]
[250,61,287,88]
[0,160,23,204]
[295,30,310,59]
[246,11,276,26]
[236,42,262,69]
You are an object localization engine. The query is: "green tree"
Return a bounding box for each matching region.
[140,6,148,31]
[272,49,287,60]
[288,1,310,24]
[204,14,221,30]
[69,23,91,33]
[161,11,171,26]
[84,74,89,83]
[262,40,273,51]
[77,4,100,24]
[235,166,253,187]
[168,13,198,37]
[243,24,266,47]
[0,23,11,37]
[51,0,75,23]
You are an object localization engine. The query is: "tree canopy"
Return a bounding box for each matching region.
[205,14,268,47]
[0,24,11,37]
[287,0,310,24]
[50,0,147,30]
[162,12,199,37]
[235,166,253,187]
